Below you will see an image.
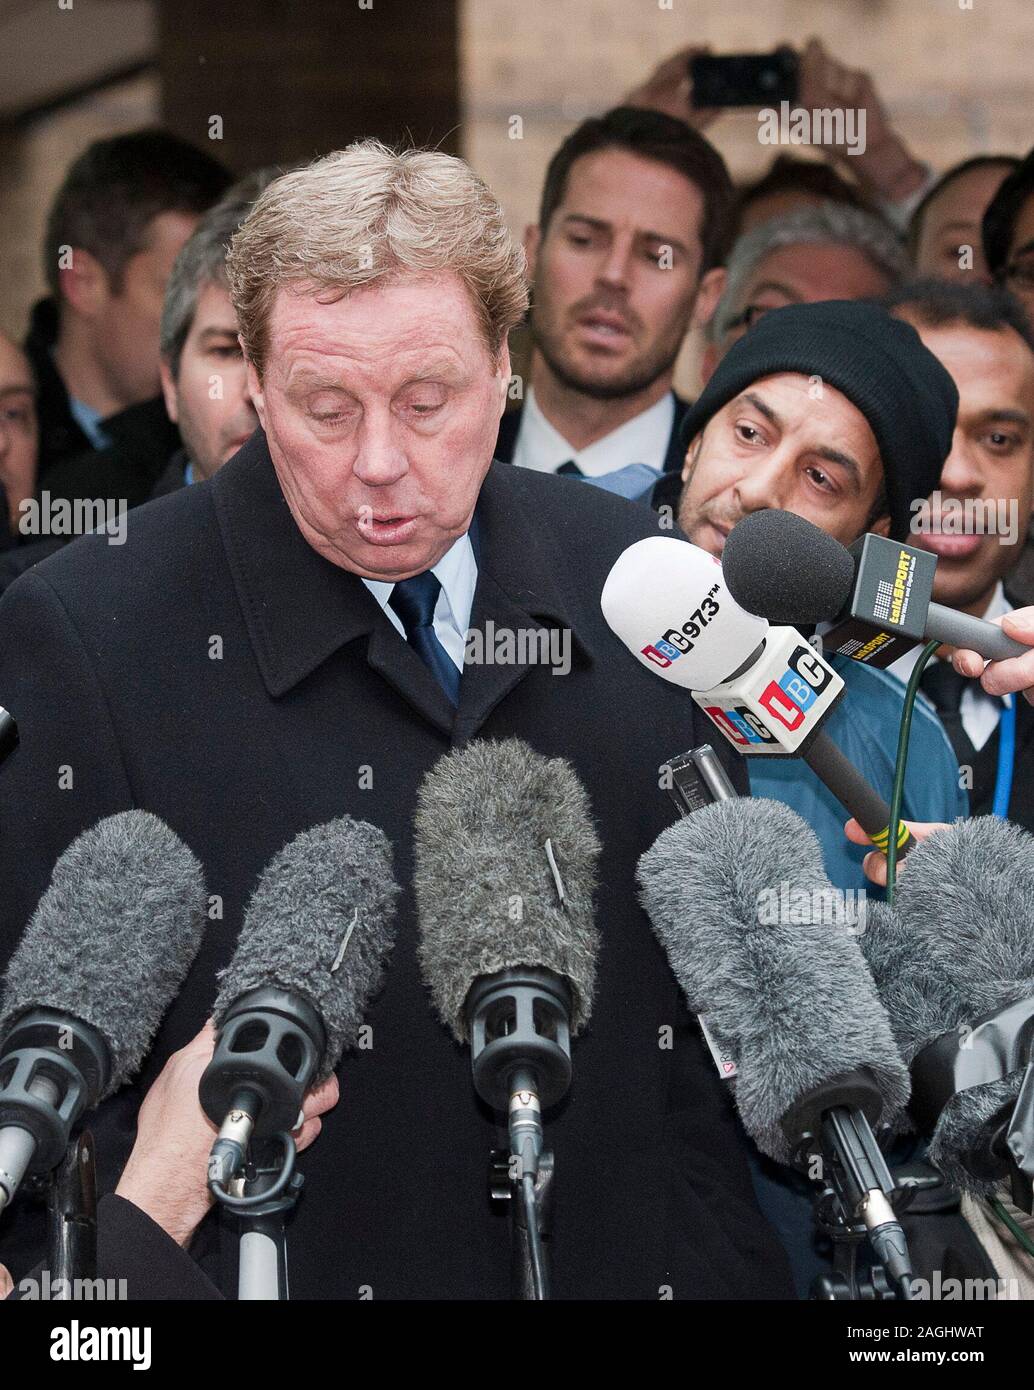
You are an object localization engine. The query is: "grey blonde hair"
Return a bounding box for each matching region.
[226,140,528,376]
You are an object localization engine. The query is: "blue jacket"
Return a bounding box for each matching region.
[749,653,968,890]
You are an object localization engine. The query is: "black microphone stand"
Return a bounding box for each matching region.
[45,1131,98,1295]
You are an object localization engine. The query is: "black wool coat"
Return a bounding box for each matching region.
[0,432,793,1300]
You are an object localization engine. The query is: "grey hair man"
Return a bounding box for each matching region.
[703,202,909,380]
[157,174,279,487]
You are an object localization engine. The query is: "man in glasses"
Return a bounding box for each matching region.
[702,203,908,380]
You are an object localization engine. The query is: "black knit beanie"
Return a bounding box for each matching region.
[682,300,958,540]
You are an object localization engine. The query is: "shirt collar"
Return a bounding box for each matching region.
[362,530,477,633]
[515,387,676,478]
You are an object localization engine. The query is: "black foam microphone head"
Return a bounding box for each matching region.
[637,797,910,1164]
[0,811,207,1094]
[212,817,400,1081]
[414,737,601,1042]
[722,509,856,626]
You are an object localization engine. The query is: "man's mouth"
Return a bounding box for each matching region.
[357,513,419,545]
[916,530,985,560]
[575,310,633,344]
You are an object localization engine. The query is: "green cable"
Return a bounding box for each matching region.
[988,1195,1034,1261]
[885,640,940,904]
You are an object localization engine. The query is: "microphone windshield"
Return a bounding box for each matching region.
[414,737,601,1041]
[861,823,1034,1192]
[601,535,768,690]
[889,817,1034,1019]
[0,811,207,1093]
[213,817,400,1079]
[637,797,909,1162]
[722,510,855,626]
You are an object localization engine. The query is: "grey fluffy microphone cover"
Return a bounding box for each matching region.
[862,821,1034,1192]
[413,737,601,1041]
[637,797,910,1164]
[212,816,400,1081]
[0,810,207,1094]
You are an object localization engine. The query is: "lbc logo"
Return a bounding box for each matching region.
[758,644,834,732]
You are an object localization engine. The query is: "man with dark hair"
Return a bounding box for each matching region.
[731,153,878,238]
[885,278,1034,829]
[495,106,731,496]
[908,155,1018,284]
[25,128,231,496]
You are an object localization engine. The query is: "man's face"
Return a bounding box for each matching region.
[160,281,258,481]
[1003,191,1034,323]
[677,373,887,558]
[719,243,893,355]
[94,209,199,407]
[524,148,712,399]
[914,162,1014,283]
[899,318,1034,611]
[0,333,38,534]
[248,272,509,581]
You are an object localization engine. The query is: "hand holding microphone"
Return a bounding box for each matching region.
[115,1022,338,1249]
[953,606,1034,706]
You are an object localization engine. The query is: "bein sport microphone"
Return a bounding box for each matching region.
[637,795,915,1296]
[601,535,914,862]
[0,811,207,1213]
[414,737,600,1300]
[861,817,1034,1197]
[722,508,1031,668]
[201,816,399,1192]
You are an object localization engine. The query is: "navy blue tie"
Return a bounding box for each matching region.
[388,570,461,706]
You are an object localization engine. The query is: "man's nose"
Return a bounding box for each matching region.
[733,450,793,513]
[352,413,409,487]
[596,235,634,292]
[938,433,984,498]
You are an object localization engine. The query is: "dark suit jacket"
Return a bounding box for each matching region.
[0,433,793,1300]
[494,393,690,474]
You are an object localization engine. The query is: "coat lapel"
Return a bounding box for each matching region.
[212,436,595,741]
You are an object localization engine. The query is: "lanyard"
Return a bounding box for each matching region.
[992,694,1017,818]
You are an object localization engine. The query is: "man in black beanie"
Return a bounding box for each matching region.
[652,299,965,892]
[649,298,981,1296]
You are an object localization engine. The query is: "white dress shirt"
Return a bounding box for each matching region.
[361,532,477,674]
[889,581,1012,752]
[511,387,675,479]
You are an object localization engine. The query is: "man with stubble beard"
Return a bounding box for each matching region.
[495,106,731,500]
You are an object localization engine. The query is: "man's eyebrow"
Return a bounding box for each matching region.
[811,446,863,491]
[562,213,689,257]
[733,391,783,430]
[935,220,979,235]
[970,407,1032,429]
[1010,238,1034,260]
[0,384,33,400]
[197,325,240,341]
[743,280,802,303]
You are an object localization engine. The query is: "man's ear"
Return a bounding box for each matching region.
[58,247,108,319]
[870,512,892,538]
[522,223,541,282]
[244,345,266,430]
[682,431,702,483]
[690,266,726,333]
[699,341,719,386]
[494,339,512,416]
[158,358,178,424]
